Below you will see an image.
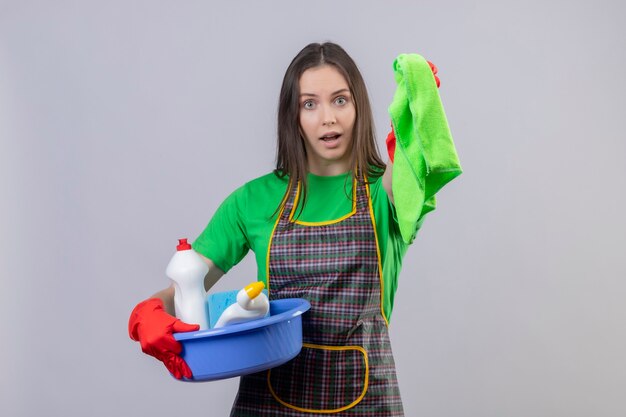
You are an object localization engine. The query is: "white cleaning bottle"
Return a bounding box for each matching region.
[214,282,270,328]
[166,238,209,330]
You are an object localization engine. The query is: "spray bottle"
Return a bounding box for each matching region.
[165,238,209,330]
[214,282,270,328]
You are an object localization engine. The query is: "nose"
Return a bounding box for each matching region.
[321,105,336,126]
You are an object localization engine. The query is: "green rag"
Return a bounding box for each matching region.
[388,54,462,244]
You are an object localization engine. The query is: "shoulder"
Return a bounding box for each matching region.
[214,172,283,209]
[221,172,288,218]
[364,168,385,197]
[237,171,289,200]
[244,171,288,189]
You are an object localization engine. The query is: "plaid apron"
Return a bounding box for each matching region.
[230,176,404,416]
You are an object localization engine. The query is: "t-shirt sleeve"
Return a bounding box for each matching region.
[192,186,250,273]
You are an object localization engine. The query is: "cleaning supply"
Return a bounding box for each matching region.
[388,53,462,244]
[213,282,270,328]
[166,238,209,330]
[207,288,269,328]
[386,60,440,163]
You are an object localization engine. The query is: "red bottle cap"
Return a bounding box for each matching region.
[176,238,192,251]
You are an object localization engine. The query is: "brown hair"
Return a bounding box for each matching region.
[274,42,385,217]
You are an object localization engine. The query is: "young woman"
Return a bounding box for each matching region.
[128,42,459,416]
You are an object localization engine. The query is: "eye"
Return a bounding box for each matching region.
[303,100,316,110]
[335,96,348,106]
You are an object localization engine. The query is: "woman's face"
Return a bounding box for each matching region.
[298,65,356,176]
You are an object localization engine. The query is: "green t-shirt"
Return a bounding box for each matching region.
[193,171,413,321]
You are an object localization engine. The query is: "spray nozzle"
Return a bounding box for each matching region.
[244,281,265,299]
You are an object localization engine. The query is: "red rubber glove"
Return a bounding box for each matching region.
[386,59,441,162]
[427,60,441,88]
[128,298,199,379]
[386,128,397,163]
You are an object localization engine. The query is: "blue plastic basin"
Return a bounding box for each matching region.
[173,298,310,382]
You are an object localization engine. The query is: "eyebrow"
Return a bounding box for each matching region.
[300,88,350,98]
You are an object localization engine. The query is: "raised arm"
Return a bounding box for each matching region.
[384,55,461,243]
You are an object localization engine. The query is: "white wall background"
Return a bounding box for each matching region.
[1,1,625,416]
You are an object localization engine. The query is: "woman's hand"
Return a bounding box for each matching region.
[128,297,199,379]
[128,254,223,379]
[427,60,440,88]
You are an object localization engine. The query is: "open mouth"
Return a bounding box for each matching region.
[320,134,341,142]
